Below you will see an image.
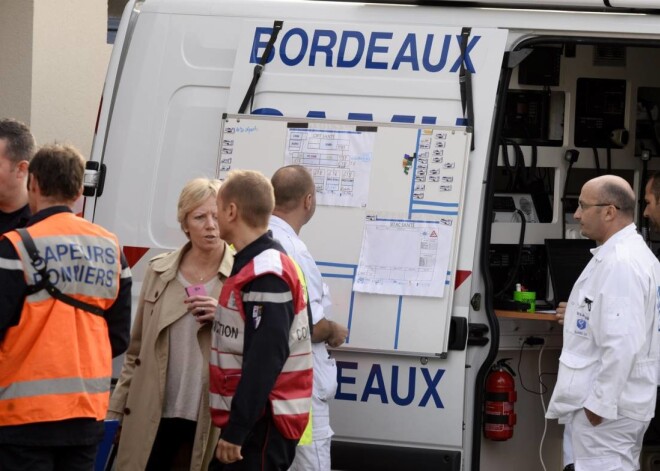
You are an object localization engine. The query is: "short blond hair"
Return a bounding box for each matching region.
[219,170,274,229]
[177,178,222,232]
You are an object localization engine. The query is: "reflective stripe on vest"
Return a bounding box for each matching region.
[210,249,312,439]
[0,376,111,400]
[0,213,119,426]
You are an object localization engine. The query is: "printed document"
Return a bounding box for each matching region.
[354,217,452,297]
[285,126,375,208]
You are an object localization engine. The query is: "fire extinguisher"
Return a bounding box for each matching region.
[484,358,517,441]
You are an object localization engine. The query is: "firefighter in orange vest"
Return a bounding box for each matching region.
[0,144,132,471]
[209,169,312,471]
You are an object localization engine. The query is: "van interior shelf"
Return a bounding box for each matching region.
[495,310,558,321]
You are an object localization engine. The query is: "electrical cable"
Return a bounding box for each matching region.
[512,141,527,191]
[516,340,548,395]
[501,139,530,192]
[561,160,574,240]
[541,167,553,195]
[538,343,548,471]
[501,139,514,191]
[606,146,612,173]
[495,209,526,298]
[561,150,579,240]
[514,338,551,470]
[592,148,601,175]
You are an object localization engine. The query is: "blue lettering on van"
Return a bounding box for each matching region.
[335,361,445,408]
[338,31,364,67]
[336,361,358,401]
[365,32,393,70]
[392,33,419,71]
[250,108,441,125]
[251,27,480,73]
[423,34,451,72]
[280,28,308,66]
[310,30,337,66]
[361,364,389,402]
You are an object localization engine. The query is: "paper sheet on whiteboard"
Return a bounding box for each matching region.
[353,217,452,297]
[284,126,375,208]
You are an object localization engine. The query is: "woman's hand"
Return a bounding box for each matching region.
[184,295,218,324]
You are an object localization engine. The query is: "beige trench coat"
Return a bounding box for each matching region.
[108,242,233,471]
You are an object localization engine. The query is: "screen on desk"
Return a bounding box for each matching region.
[545,238,596,307]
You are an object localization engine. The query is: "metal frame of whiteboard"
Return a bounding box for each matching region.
[217,114,472,357]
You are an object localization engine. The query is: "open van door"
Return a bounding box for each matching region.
[87,2,509,470]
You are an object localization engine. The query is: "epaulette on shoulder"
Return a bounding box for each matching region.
[149,251,172,263]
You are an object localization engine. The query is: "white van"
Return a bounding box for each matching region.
[87,1,660,470]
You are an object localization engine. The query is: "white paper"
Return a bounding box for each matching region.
[353,217,452,297]
[285,127,375,208]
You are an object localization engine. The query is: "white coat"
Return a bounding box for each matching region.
[547,224,660,423]
[269,216,338,442]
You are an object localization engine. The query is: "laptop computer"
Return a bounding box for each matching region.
[545,238,597,308]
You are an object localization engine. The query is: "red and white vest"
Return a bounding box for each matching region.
[209,248,312,440]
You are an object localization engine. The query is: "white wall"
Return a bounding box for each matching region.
[0,1,34,124]
[0,0,111,155]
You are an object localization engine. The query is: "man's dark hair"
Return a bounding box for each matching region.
[648,172,660,203]
[0,118,36,164]
[29,144,85,201]
[600,180,635,218]
[272,165,315,212]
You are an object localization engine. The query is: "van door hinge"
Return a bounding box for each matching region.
[470,293,481,311]
[448,317,468,351]
[467,323,489,347]
[83,161,106,197]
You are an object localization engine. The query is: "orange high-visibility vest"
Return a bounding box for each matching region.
[209,248,313,440]
[0,212,122,426]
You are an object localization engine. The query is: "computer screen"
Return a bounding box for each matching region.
[545,238,597,307]
[489,244,547,302]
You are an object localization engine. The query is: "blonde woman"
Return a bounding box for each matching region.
[108,178,233,470]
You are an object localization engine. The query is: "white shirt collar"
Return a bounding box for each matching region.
[591,222,637,258]
[269,214,297,237]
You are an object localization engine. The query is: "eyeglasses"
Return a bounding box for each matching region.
[577,201,621,211]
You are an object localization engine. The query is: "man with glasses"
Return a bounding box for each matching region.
[547,175,660,471]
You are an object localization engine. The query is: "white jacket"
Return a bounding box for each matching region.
[546,224,660,423]
[270,215,337,440]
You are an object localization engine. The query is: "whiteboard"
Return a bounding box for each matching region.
[218,115,471,356]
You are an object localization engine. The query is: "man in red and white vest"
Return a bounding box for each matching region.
[209,169,312,471]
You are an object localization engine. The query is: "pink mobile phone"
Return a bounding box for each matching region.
[185,284,207,297]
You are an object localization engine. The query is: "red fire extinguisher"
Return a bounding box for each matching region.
[484,358,517,441]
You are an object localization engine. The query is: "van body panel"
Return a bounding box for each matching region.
[91,1,660,470]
